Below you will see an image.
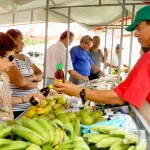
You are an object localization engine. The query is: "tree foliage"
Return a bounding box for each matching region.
[24,38,44,46]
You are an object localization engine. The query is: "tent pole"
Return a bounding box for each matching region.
[65,7,71,80]
[128,5,135,73]
[110,28,114,75]
[43,0,49,87]
[103,26,107,73]
[117,0,125,83]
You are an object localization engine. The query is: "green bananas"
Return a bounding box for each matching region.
[123,133,139,144]
[26,143,42,150]
[0,139,11,147]
[135,141,146,150]
[12,125,45,146]
[96,136,122,148]
[83,126,147,150]
[37,118,54,144]
[73,119,80,137]
[127,145,136,150]
[87,133,111,143]
[21,118,50,144]
[0,126,13,138]
[0,140,30,150]
[59,136,90,150]
[109,140,130,150]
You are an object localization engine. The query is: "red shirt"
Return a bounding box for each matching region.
[114,51,150,108]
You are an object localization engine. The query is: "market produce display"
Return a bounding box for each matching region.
[23,94,106,126]
[0,93,147,150]
[83,126,147,150]
[0,119,146,150]
[0,116,82,150]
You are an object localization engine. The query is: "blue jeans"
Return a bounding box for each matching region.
[45,78,54,86]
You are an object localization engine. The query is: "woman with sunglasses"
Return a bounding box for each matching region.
[5,29,43,118]
[0,32,36,122]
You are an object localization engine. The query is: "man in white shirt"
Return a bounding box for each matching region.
[106,44,127,74]
[45,31,89,86]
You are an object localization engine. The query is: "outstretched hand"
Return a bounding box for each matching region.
[53,81,81,97]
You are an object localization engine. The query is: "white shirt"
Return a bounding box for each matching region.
[46,41,73,78]
[107,52,118,67]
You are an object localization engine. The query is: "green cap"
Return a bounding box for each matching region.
[56,63,63,70]
[126,5,150,31]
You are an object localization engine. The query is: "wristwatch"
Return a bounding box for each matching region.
[80,89,86,104]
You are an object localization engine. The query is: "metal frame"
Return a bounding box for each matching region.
[0,1,146,84]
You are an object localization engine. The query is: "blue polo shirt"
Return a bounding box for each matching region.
[70,46,94,76]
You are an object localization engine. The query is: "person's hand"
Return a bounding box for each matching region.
[99,70,105,77]
[101,72,105,77]
[53,81,81,97]
[27,75,37,82]
[82,76,89,82]
[23,93,37,103]
[104,47,108,55]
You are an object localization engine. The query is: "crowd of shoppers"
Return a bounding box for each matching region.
[45,31,89,86]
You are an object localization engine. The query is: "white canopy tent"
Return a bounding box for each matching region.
[0,0,147,29]
[0,0,147,30]
[0,0,148,85]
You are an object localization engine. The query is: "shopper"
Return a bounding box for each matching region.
[69,35,104,84]
[0,32,35,121]
[89,36,108,80]
[106,44,127,74]
[6,29,43,118]
[54,5,150,125]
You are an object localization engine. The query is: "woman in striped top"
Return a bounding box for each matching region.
[6,29,43,118]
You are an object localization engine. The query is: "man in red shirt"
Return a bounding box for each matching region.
[54,5,150,125]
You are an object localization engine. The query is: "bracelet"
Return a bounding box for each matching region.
[22,96,25,103]
[32,75,36,81]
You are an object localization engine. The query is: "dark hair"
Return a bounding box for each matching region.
[59,31,74,40]
[80,35,92,43]
[146,20,150,25]
[0,32,17,56]
[6,29,22,39]
[142,47,150,53]
[93,36,100,39]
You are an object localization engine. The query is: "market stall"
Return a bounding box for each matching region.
[10,76,149,149]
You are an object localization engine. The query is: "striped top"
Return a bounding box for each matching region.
[10,55,38,111]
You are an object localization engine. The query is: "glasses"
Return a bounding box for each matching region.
[134,24,147,34]
[84,42,91,47]
[3,55,15,62]
[15,38,24,42]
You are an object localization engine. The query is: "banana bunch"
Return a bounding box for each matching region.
[0,118,66,149]
[0,136,34,150]
[40,119,68,150]
[73,119,80,137]
[83,125,147,150]
[59,136,90,150]
[15,117,68,149]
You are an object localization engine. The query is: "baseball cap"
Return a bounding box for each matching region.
[126,5,150,31]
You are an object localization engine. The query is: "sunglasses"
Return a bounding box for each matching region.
[4,55,15,62]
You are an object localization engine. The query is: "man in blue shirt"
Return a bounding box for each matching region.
[69,35,104,84]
